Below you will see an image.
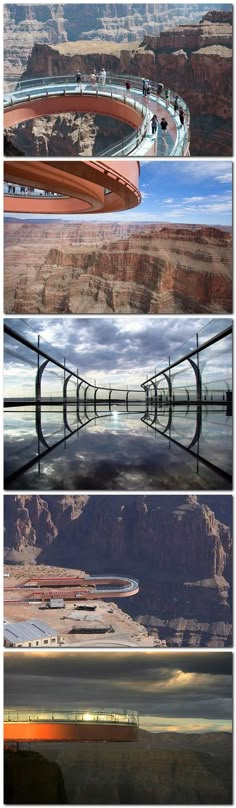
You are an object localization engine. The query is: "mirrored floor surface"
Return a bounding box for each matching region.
[4,402,232,491]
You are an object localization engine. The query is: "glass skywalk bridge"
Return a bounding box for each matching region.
[4,74,190,157]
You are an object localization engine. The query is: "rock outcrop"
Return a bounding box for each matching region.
[4,3,218,79]
[4,221,232,314]
[4,749,67,804]
[6,11,231,157]
[32,733,232,805]
[4,495,232,647]
[5,113,133,157]
[4,10,232,155]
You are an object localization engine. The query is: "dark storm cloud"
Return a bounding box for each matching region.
[4,651,232,679]
[4,653,232,722]
[4,317,232,382]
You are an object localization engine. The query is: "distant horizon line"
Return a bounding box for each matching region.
[4,216,232,230]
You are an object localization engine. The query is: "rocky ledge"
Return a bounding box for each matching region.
[4,221,232,315]
[8,11,231,157]
[4,494,232,647]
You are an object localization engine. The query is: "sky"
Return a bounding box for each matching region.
[6,160,232,227]
[4,316,232,393]
[4,651,232,734]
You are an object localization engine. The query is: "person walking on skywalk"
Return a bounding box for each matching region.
[151,114,158,135]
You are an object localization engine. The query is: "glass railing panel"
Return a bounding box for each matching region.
[198,318,232,347]
[4,74,189,157]
[4,708,139,724]
[199,334,232,394]
[168,408,198,447]
[38,407,69,445]
[170,333,198,365]
[4,408,39,479]
[193,406,232,476]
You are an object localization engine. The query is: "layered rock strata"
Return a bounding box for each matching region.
[6,12,231,157]
[4,221,232,314]
[4,495,232,647]
[5,114,133,157]
[4,4,218,79]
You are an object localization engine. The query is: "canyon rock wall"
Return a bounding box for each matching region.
[4,4,218,78]
[4,11,232,155]
[61,736,232,804]
[4,750,67,805]
[5,112,132,157]
[9,12,231,157]
[4,495,232,647]
[5,736,232,805]
[4,221,232,315]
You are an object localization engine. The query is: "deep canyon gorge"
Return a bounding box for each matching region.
[4,7,232,157]
[4,495,232,647]
[4,220,232,314]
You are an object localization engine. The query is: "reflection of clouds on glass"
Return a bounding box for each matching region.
[4,406,232,492]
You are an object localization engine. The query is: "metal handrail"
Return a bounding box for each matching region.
[4,73,190,157]
[4,708,139,725]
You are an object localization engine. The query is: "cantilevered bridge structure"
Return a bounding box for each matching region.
[4,159,141,214]
[5,574,139,605]
[4,709,139,743]
[4,74,190,157]
[4,319,232,487]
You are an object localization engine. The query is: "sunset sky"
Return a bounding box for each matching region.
[5,652,232,734]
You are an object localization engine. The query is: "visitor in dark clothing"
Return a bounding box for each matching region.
[151,114,158,134]
[160,118,168,138]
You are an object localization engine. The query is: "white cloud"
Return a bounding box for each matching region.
[183,196,205,202]
[141,191,153,199]
[215,172,232,183]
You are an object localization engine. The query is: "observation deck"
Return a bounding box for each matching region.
[4,74,190,158]
[4,159,141,214]
[4,709,139,742]
[5,574,139,603]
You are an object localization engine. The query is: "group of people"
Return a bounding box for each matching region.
[150,114,168,139]
[76,68,107,86]
[74,70,185,135]
[74,70,186,127]
[6,184,57,196]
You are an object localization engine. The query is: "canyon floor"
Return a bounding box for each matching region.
[4,221,232,314]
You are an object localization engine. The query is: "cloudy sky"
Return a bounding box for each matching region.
[6,160,232,226]
[4,316,232,393]
[4,651,232,733]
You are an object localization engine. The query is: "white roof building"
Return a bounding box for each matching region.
[4,619,59,648]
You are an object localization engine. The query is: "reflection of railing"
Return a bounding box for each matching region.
[4,708,139,725]
[4,73,190,157]
[4,319,232,487]
[142,403,232,484]
[4,402,145,486]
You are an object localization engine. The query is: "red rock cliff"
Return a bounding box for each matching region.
[4,221,232,315]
